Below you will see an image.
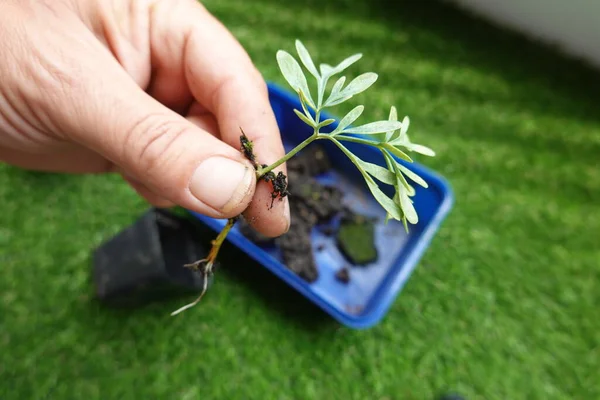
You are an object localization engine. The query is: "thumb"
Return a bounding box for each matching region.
[37,39,256,218]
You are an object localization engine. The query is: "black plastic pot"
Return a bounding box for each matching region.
[92,207,212,307]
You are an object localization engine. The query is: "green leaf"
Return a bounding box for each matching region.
[329,138,402,221]
[342,120,403,135]
[382,151,398,225]
[396,163,428,188]
[395,164,416,196]
[340,72,378,98]
[293,109,316,127]
[324,76,348,107]
[388,122,435,157]
[384,211,393,225]
[316,64,333,107]
[363,175,404,221]
[393,140,436,157]
[298,89,315,121]
[276,50,316,109]
[319,63,333,76]
[324,72,378,107]
[391,159,418,224]
[372,105,397,142]
[381,149,415,196]
[356,159,395,185]
[328,53,363,76]
[323,76,344,104]
[330,76,346,96]
[383,148,418,225]
[295,40,320,80]
[384,106,399,142]
[318,54,361,107]
[408,143,436,157]
[382,143,413,163]
[383,148,395,172]
[393,116,410,142]
[324,94,354,107]
[397,186,418,224]
[317,118,336,129]
[331,105,364,134]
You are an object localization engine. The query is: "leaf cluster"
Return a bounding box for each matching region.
[276,40,435,230]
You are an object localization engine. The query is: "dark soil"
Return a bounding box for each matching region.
[239,143,378,283]
[321,226,335,237]
[276,213,318,282]
[287,144,331,176]
[335,266,350,284]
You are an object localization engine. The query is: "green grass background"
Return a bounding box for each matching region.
[1,0,599,398]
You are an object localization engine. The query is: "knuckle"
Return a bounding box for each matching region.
[18,40,86,116]
[209,69,268,114]
[32,55,82,100]
[0,5,79,99]
[209,74,238,112]
[123,113,189,176]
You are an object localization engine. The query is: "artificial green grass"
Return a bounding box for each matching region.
[1,0,599,398]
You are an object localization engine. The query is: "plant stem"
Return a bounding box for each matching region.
[257,107,325,178]
[170,217,237,316]
[331,134,378,147]
[206,217,237,260]
[256,132,318,177]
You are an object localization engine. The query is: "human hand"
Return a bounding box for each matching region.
[0,0,289,237]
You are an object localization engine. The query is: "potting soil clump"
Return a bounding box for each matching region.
[240,144,379,283]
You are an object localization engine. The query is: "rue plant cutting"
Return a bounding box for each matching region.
[170,40,436,316]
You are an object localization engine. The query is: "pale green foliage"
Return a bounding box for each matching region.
[276,40,435,230]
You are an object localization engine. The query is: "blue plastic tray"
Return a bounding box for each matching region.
[188,82,454,329]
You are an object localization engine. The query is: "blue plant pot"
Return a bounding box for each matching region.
[187,82,454,329]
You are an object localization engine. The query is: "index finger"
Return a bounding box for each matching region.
[150,0,289,236]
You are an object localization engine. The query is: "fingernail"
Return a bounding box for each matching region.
[283,197,291,232]
[189,156,254,213]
